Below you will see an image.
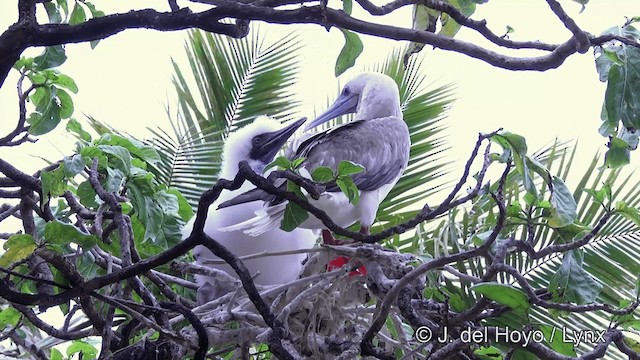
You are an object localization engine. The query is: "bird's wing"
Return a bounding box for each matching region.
[217,178,287,209]
[298,116,410,192]
[218,202,287,236]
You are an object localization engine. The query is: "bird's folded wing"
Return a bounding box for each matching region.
[218,202,287,236]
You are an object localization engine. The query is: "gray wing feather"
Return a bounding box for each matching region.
[299,116,410,192]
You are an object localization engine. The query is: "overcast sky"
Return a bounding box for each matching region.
[0,0,638,178]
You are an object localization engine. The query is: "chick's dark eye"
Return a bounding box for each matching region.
[342,87,350,96]
[252,135,263,146]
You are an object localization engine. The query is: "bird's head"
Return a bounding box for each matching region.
[221,116,306,178]
[305,72,401,131]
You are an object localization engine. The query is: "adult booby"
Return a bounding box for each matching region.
[219,73,410,244]
[182,116,316,304]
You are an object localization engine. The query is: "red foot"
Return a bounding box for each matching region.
[327,256,367,277]
[322,229,340,245]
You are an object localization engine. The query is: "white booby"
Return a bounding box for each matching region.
[181,116,316,304]
[219,73,410,244]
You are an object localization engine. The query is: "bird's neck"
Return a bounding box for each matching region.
[356,92,401,119]
[219,158,263,181]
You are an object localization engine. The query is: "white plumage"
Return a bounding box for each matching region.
[220,73,410,242]
[182,116,316,303]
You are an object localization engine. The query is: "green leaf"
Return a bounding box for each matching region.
[549,250,602,305]
[539,325,576,356]
[33,46,67,70]
[336,176,360,205]
[335,29,363,77]
[44,2,62,23]
[493,131,528,155]
[0,307,21,328]
[474,346,503,360]
[45,220,98,249]
[167,188,194,221]
[84,1,105,18]
[337,160,365,176]
[52,74,78,93]
[290,157,306,170]
[280,182,309,231]
[66,118,92,141]
[439,0,477,38]
[50,349,63,360]
[97,145,133,173]
[604,42,640,129]
[63,154,85,177]
[41,167,67,198]
[77,180,99,208]
[56,88,74,119]
[604,136,631,169]
[505,25,514,34]
[548,176,577,228]
[0,234,37,267]
[67,340,98,360]
[69,2,87,25]
[27,97,63,136]
[342,0,352,15]
[311,166,335,183]
[404,5,437,63]
[615,201,640,227]
[469,282,529,315]
[264,156,291,173]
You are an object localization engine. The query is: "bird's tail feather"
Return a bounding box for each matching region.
[217,188,277,209]
[218,203,288,236]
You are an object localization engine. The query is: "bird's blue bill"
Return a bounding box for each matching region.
[305,91,358,131]
[252,117,307,164]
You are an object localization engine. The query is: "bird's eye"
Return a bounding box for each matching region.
[342,87,350,96]
[252,135,263,146]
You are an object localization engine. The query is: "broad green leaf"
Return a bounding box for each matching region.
[45,220,98,249]
[98,145,132,172]
[311,166,334,183]
[44,2,62,24]
[494,131,528,155]
[439,0,477,38]
[50,349,63,360]
[84,1,105,18]
[615,201,640,227]
[77,180,99,208]
[66,118,92,141]
[41,167,67,198]
[67,340,98,360]
[404,5,438,63]
[335,29,363,77]
[290,157,305,169]
[63,154,85,177]
[549,250,602,305]
[336,176,360,205]
[280,182,309,231]
[167,188,194,221]
[69,2,87,25]
[469,282,529,314]
[31,86,52,109]
[52,74,79,93]
[342,0,352,15]
[33,45,67,70]
[548,176,577,228]
[540,325,576,356]
[27,106,62,136]
[264,156,291,173]
[0,234,37,267]
[337,160,365,176]
[55,0,68,18]
[56,88,74,119]
[604,136,631,169]
[0,307,21,328]
[604,35,640,129]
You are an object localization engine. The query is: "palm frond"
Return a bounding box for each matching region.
[154,28,303,204]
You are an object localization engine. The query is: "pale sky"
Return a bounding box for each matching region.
[0,1,638,181]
